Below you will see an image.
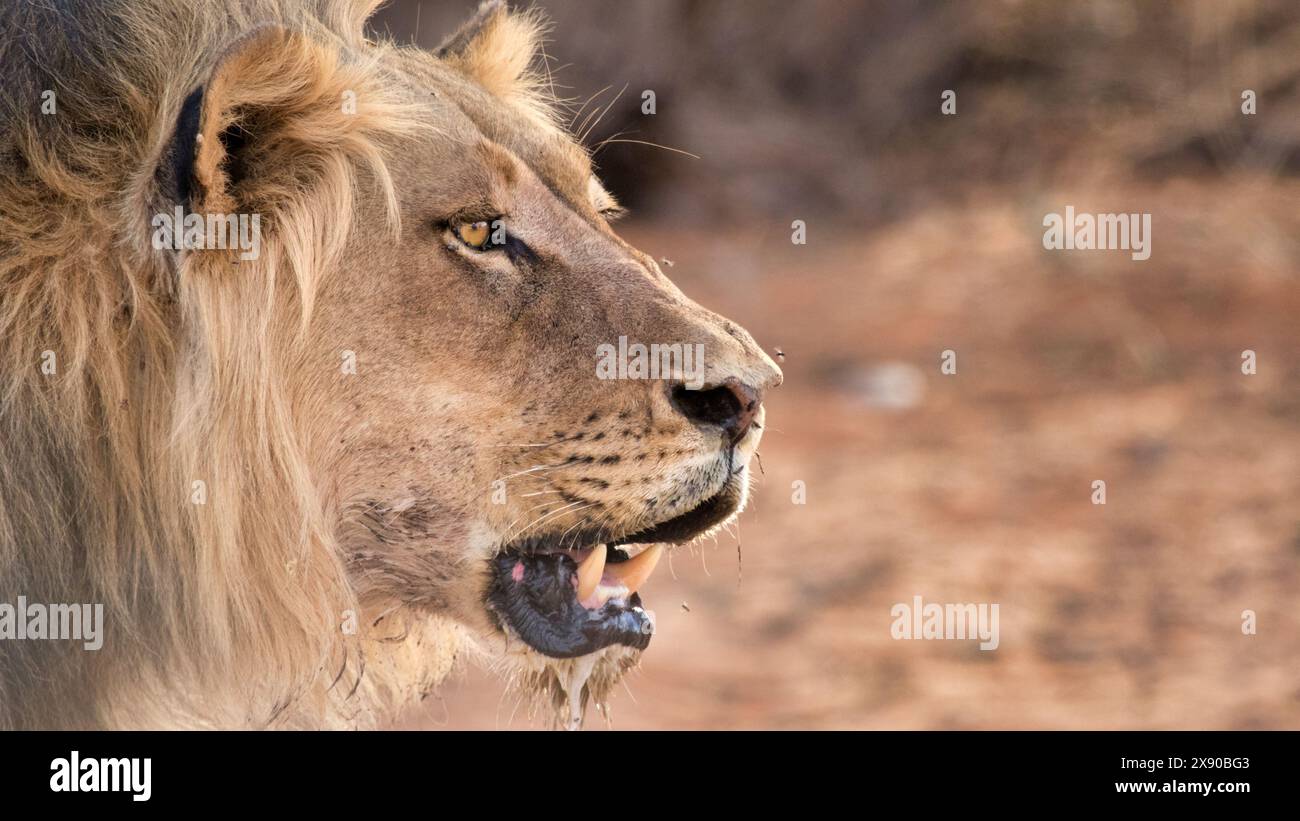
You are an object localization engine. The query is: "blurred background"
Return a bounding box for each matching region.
[372,0,1300,729]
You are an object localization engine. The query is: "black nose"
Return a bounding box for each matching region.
[670,377,761,443]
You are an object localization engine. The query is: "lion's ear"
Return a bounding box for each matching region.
[436,0,547,104]
[435,0,506,59]
[162,25,348,215]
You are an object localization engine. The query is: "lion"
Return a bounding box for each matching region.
[0,0,780,729]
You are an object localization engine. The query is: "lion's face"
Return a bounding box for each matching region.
[319,46,775,708]
[288,10,780,711]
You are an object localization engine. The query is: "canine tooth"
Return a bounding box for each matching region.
[606,544,663,595]
[576,545,607,601]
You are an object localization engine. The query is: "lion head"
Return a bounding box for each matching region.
[0,0,780,729]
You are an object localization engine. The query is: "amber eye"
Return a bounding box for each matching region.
[454,220,493,251]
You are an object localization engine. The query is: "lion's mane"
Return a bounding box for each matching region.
[0,0,522,728]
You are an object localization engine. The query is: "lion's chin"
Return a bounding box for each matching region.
[499,641,643,730]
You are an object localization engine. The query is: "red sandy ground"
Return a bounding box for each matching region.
[400,176,1300,728]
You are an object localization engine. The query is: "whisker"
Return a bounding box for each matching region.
[509,501,596,545]
[520,497,568,515]
[529,503,597,543]
[558,509,602,550]
[569,83,608,129]
[492,433,587,451]
[502,496,577,538]
[592,127,638,156]
[733,520,742,586]
[597,138,701,160]
[579,83,628,145]
[572,507,620,550]
[497,457,579,482]
[536,38,559,104]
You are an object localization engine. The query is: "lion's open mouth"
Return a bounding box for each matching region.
[486,478,743,659]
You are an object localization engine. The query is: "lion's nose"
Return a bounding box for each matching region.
[670,377,762,443]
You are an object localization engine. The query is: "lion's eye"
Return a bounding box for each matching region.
[454,220,494,251]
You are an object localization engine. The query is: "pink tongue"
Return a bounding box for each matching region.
[578,569,628,610]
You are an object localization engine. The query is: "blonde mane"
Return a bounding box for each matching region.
[0,0,551,728]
